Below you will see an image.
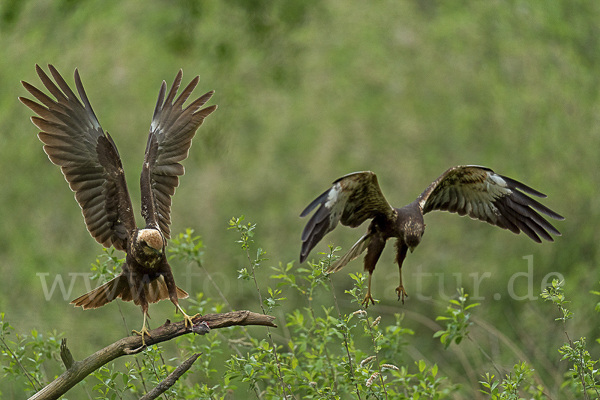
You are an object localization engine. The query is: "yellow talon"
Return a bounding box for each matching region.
[176,304,199,328]
[132,313,152,347]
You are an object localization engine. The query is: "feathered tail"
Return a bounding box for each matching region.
[328,233,371,273]
[71,274,188,309]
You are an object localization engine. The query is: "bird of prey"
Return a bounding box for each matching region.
[20,65,217,345]
[300,166,564,307]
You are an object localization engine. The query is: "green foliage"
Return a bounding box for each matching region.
[480,362,545,400]
[225,218,457,399]
[434,288,480,349]
[168,228,205,265]
[541,279,573,324]
[1,225,459,398]
[0,312,63,394]
[91,362,137,400]
[3,225,600,398]
[542,280,600,399]
[90,248,124,282]
[474,280,600,399]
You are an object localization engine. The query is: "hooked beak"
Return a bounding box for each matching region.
[409,246,416,253]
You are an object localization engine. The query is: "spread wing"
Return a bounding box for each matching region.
[417,165,564,242]
[20,64,136,251]
[140,70,217,237]
[300,171,396,263]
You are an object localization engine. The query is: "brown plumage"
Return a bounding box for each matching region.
[21,65,217,344]
[300,166,564,307]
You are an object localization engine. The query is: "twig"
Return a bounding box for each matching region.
[465,334,503,377]
[329,277,363,400]
[28,311,276,400]
[116,301,150,394]
[139,353,201,400]
[364,315,388,400]
[198,260,235,313]
[0,335,42,391]
[563,330,589,400]
[245,248,294,400]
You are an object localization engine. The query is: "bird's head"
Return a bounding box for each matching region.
[403,220,425,253]
[137,229,164,256]
[405,232,423,253]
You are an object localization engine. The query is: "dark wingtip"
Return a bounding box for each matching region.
[503,175,548,198]
[299,240,310,263]
[300,188,329,218]
[554,214,565,221]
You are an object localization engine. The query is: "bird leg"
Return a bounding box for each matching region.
[361,272,376,308]
[161,263,200,329]
[130,279,152,347]
[395,242,409,304]
[132,311,152,347]
[361,233,385,308]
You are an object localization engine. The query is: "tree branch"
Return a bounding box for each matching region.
[29,311,277,400]
[139,353,201,400]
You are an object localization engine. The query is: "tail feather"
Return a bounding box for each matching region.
[71,274,189,309]
[328,233,371,273]
[143,275,189,305]
[71,275,129,309]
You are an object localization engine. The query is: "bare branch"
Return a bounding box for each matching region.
[28,311,276,400]
[139,353,201,400]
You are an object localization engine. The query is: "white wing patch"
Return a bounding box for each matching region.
[325,182,342,208]
[485,171,512,199]
[458,172,509,222]
[326,182,350,229]
[489,173,507,187]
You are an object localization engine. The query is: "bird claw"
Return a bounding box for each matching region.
[361,293,376,308]
[183,312,200,329]
[175,303,200,330]
[395,285,408,304]
[132,326,152,347]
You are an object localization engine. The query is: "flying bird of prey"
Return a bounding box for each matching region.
[300,166,564,307]
[21,65,217,345]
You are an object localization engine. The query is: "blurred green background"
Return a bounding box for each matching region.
[1,0,599,397]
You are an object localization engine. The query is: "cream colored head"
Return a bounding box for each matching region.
[138,229,164,253]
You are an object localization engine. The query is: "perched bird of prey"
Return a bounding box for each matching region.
[21,65,217,345]
[300,166,564,307]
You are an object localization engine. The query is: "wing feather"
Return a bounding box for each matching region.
[417,165,563,242]
[20,65,135,250]
[140,70,217,238]
[327,233,372,272]
[300,171,396,263]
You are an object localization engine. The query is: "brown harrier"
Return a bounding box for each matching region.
[300,166,563,307]
[21,65,216,344]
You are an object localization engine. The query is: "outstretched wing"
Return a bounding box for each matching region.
[417,165,564,242]
[20,65,136,251]
[140,70,217,237]
[300,171,396,263]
